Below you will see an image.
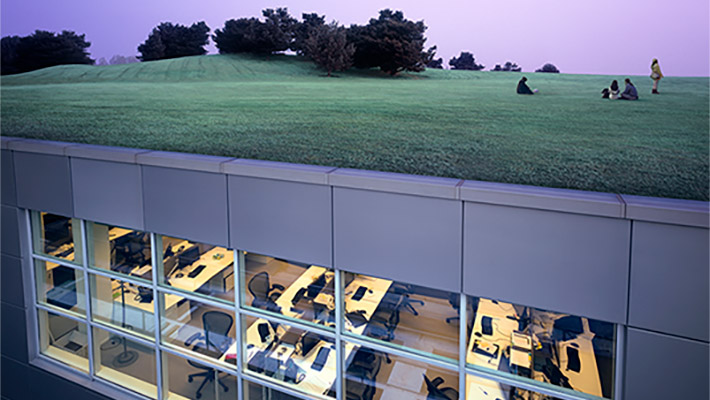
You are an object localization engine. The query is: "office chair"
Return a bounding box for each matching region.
[553,315,584,341]
[186,311,234,399]
[248,272,285,313]
[345,348,383,400]
[446,293,459,324]
[388,283,424,316]
[423,375,458,400]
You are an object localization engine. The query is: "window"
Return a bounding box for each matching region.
[27,210,617,400]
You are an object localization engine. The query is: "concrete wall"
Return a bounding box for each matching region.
[2,137,708,399]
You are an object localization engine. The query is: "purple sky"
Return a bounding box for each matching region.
[2,0,709,76]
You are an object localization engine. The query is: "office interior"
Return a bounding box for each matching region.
[34,211,616,400]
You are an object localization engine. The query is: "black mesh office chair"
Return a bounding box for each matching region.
[423,375,458,400]
[346,348,383,400]
[446,293,459,324]
[388,283,424,316]
[186,311,234,399]
[248,272,285,312]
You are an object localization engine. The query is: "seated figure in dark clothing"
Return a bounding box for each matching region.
[619,78,638,100]
[517,76,534,95]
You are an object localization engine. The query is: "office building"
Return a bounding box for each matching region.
[1,137,708,400]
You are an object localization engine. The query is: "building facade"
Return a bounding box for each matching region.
[1,137,708,400]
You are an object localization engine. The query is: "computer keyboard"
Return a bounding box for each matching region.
[188,264,206,278]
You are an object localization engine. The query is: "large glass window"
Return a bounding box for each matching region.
[343,341,459,400]
[241,252,335,328]
[28,212,617,400]
[35,260,86,316]
[157,235,235,303]
[31,211,82,264]
[466,296,616,398]
[243,315,336,398]
[87,222,151,281]
[342,272,460,361]
[38,309,89,373]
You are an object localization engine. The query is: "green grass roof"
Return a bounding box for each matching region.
[2,54,708,200]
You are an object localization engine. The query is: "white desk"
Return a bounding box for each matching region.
[165,246,234,294]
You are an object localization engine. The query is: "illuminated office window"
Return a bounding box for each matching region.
[160,293,236,367]
[38,309,89,373]
[89,273,155,340]
[343,341,459,400]
[341,272,460,361]
[243,315,336,398]
[93,326,158,399]
[157,235,235,304]
[466,295,616,398]
[87,222,152,282]
[466,374,563,400]
[35,259,86,317]
[162,351,238,400]
[243,380,303,400]
[241,252,335,328]
[31,211,82,264]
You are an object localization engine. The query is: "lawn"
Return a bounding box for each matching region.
[1,54,708,200]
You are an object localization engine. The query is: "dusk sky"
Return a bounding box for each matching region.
[2,0,709,76]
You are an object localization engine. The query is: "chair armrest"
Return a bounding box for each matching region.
[271,284,285,291]
[184,332,203,347]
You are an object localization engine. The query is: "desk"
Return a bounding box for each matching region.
[165,246,234,294]
[223,267,392,396]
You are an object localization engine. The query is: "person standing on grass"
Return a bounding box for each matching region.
[619,78,638,100]
[650,58,663,94]
[517,76,536,95]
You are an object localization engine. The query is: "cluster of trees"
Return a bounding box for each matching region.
[137,21,210,61]
[209,8,434,76]
[96,55,139,66]
[1,30,93,75]
[426,52,555,73]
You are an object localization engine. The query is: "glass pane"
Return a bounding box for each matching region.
[158,235,234,303]
[466,296,616,398]
[162,351,236,400]
[87,222,151,281]
[466,374,563,400]
[244,380,302,400]
[160,293,236,367]
[243,315,336,398]
[90,273,155,340]
[93,326,157,398]
[38,309,89,373]
[343,341,458,400]
[35,259,86,316]
[242,252,335,327]
[343,272,459,361]
[31,211,82,264]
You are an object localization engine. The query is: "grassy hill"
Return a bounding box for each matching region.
[2,54,708,200]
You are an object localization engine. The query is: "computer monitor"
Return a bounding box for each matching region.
[177,246,200,269]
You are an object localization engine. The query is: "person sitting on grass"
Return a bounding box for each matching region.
[517,76,537,95]
[619,78,638,100]
[609,80,620,99]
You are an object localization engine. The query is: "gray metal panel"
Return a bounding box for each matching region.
[13,152,73,216]
[1,303,28,363]
[1,356,31,400]
[223,158,335,185]
[65,143,149,164]
[71,158,144,230]
[333,187,462,293]
[29,367,113,400]
[629,221,709,341]
[2,150,17,206]
[1,205,21,258]
[229,176,331,266]
[1,255,24,308]
[142,165,228,247]
[622,194,709,228]
[330,168,461,199]
[463,202,630,323]
[625,328,709,400]
[137,151,234,173]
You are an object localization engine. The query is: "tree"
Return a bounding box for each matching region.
[535,63,560,73]
[348,9,430,75]
[292,12,326,55]
[427,58,443,69]
[214,8,297,54]
[449,51,484,71]
[492,61,521,72]
[109,55,139,65]
[2,30,93,75]
[1,36,21,75]
[304,22,354,76]
[138,21,210,61]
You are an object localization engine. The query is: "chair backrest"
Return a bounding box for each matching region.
[424,375,456,400]
[248,271,271,301]
[203,311,233,352]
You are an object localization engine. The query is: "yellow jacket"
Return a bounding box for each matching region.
[651,59,663,79]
